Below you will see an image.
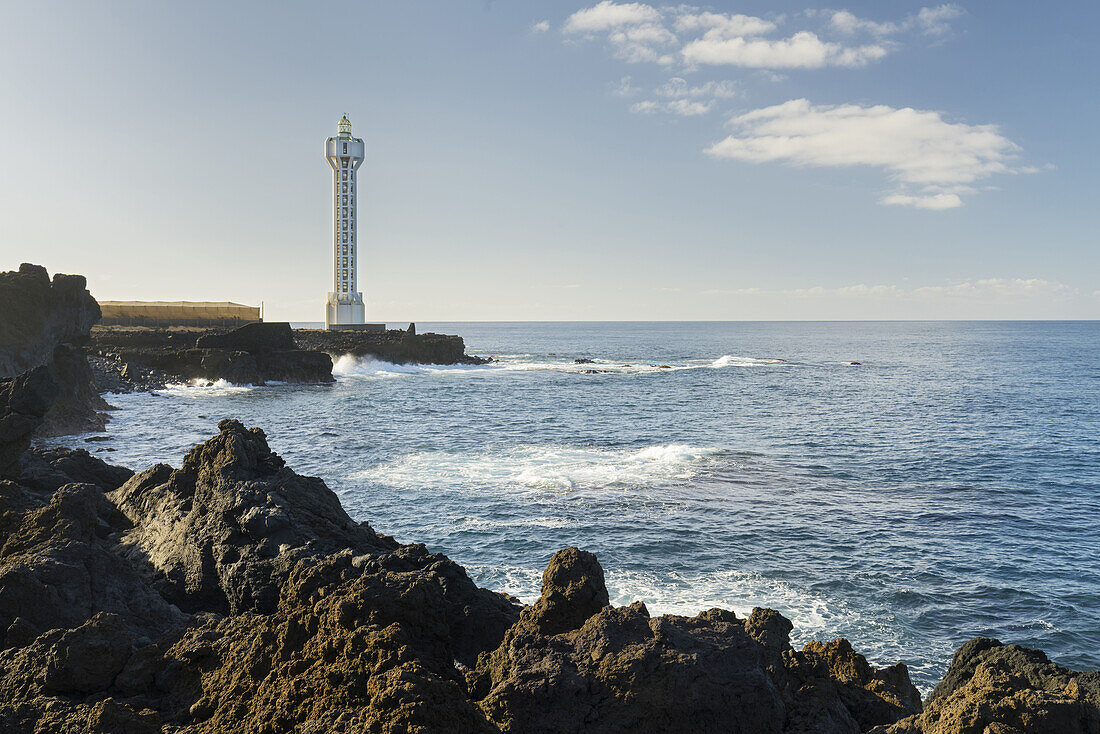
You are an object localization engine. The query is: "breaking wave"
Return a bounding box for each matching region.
[158,379,254,395]
[354,442,726,492]
[331,353,791,380]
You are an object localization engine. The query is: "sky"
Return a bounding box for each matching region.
[0,0,1097,321]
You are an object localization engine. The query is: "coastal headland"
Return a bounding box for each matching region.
[1,264,1097,733]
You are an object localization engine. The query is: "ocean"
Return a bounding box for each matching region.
[57,321,1100,690]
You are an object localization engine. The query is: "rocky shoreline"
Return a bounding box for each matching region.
[1,263,1098,733]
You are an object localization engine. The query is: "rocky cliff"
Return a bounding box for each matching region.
[1,412,1094,732]
[0,263,107,436]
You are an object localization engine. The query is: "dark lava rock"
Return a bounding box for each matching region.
[43,612,134,693]
[0,480,186,647]
[0,408,1091,732]
[0,264,99,377]
[470,551,922,734]
[18,445,134,494]
[574,358,596,364]
[875,638,1100,733]
[90,324,334,388]
[108,419,393,615]
[107,419,518,666]
[0,264,106,436]
[520,546,609,636]
[194,322,296,352]
[0,419,521,732]
[294,328,489,365]
[0,366,57,478]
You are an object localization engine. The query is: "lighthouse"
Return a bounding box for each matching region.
[324,115,367,329]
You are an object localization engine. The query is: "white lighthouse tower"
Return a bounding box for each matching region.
[324,115,367,329]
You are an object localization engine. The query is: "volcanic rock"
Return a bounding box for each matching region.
[0,264,100,377]
[89,323,334,389]
[520,546,609,636]
[0,479,185,648]
[875,638,1100,733]
[294,327,489,365]
[107,419,518,665]
[470,551,922,734]
[0,366,57,478]
[108,419,394,615]
[194,322,297,352]
[17,444,134,494]
[0,264,106,436]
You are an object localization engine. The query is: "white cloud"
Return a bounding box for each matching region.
[607,21,678,62]
[656,77,737,99]
[917,4,964,35]
[631,98,712,115]
[829,10,898,36]
[706,99,1020,207]
[611,75,639,96]
[695,277,1092,319]
[666,99,712,115]
[564,1,660,33]
[673,11,777,37]
[682,30,887,68]
[562,3,908,71]
[562,3,963,72]
[828,5,963,38]
[880,193,963,210]
[531,20,551,33]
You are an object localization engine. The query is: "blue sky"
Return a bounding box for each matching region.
[0,0,1096,320]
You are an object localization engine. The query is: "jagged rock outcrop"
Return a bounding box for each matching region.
[0,419,521,732]
[518,546,609,636]
[874,638,1100,733]
[109,419,395,615]
[108,420,519,664]
[0,264,106,435]
[0,478,186,649]
[469,548,922,734]
[90,323,334,388]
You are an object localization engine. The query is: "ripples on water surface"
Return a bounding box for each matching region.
[61,322,1100,690]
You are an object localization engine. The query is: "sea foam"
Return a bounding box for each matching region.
[354,443,725,492]
[331,352,790,380]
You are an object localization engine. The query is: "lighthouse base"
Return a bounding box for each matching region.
[325,292,379,330]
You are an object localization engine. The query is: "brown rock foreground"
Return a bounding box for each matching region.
[0,421,1097,732]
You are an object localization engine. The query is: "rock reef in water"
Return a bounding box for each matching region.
[0,412,1096,732]
[294,327,490,366]
[90,322,334,390]
[0,264,107,435]
[90,323,489,391]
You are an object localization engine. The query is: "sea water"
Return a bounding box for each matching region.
[56,321,1100,690]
